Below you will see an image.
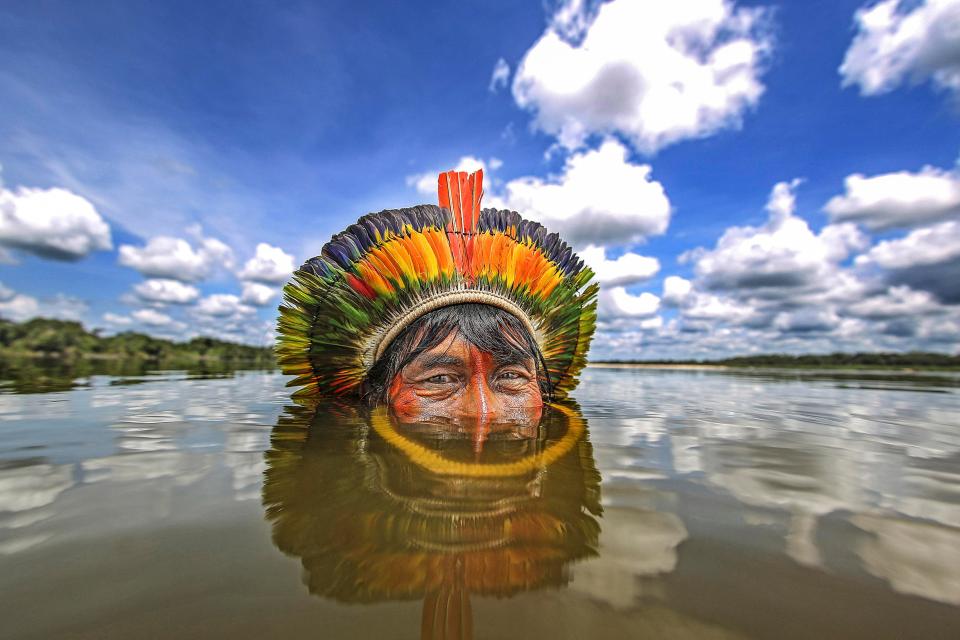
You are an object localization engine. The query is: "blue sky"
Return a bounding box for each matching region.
[1,0,958,358]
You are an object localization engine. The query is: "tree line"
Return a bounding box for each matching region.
[0,317,274,363]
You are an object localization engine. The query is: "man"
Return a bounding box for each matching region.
[276,169,598,444]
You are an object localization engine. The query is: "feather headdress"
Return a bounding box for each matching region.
[276,169,598,398]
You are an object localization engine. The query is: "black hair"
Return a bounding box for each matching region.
[362,303,551,405]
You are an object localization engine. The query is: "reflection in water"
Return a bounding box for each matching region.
[580,367,960,616]
[263,401,602,639]
[0,357,275,394]
[852,514,960,605]
[0,367,959,638]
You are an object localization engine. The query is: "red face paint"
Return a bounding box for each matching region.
[387,333,543,451]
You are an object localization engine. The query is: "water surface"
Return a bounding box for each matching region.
[1,364,959,639]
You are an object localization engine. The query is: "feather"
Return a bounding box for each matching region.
[276,169,597,398]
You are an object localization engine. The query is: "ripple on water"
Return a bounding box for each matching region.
[0,366,958,638]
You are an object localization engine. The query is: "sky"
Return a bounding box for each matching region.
[1,0,959,359]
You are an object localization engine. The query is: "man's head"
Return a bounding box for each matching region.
[364,304,549,428]
[277,170,597,406]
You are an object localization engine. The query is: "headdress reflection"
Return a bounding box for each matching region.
[262,400,602,639]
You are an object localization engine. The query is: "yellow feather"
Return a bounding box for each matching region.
[410,231,438,280]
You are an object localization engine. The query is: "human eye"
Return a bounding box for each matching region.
[495,368,531,389]
[425,373,457,384]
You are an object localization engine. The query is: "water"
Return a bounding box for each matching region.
[1,364,959,639]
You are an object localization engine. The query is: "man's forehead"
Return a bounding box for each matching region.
[409,333,533,368]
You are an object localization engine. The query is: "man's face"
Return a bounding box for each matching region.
[387,331,544,448]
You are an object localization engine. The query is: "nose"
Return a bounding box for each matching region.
[460,371,501,454]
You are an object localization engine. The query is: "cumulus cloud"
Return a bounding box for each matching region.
[0,292,40,322]
[0,286,87,323]
[44,295,90,322]
[407,156,499,196]
[0,184,112,260]
[597,174,960,359]
[825,166,960,229]
[240,282,278,307]
[860,219,960,269]
[489,139,670,247]
[840,0,960,96]
[193,294,256,318]
[119,235,234,282]
[691,180,867,296]
[132,308,178,327]
[512,0,773,152]
[599,287,660,318]
[102,312,133,326]
[489,58,510,93]
[188,294,270,345]
[662,276,693,307]
[857,219,960,302]
[133,278,200,305]
[845,285,943,319]
[579,245,659,286]
[193,318,276,347]
[772,308,841,333]
[683,291,759,324]
[237,243,295,285]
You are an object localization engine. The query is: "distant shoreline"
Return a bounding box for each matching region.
[0,318,273,365]
[587,362,960,373]
[588,362,729,370]
[588,352,960,371]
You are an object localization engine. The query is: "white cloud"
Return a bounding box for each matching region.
[859,219,960,269]
[599,287,660,318]
[0,288,87,323]
[856,219,960,303]
[840,0,960,96]
[692,180,867,296]
[683,292,758,324]
[772,308,841,333]
[662,276,693,307]
[133,278,200,305]
[102,312,132,326]
[237,243,295,285]
[598,175,960,357]
[825,166,960,230]
[132,308,177,327]
[42,294,89,322]
[193,294,256,318]
[0,293,40,322]
[622,178,958,352]
[119,235,234,282]
[512,0,773,152]
[407,156,496,196]
[489,139,670,247]
[187,295,270,345]
[579,245,659,286]
[489,58,511,93]
[189,318,276,347]
[0,184,112,260]
[240,281,278,307]
[765,178,803,224]
[846,286,943,319]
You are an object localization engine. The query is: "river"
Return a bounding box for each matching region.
[1,364,959,639]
